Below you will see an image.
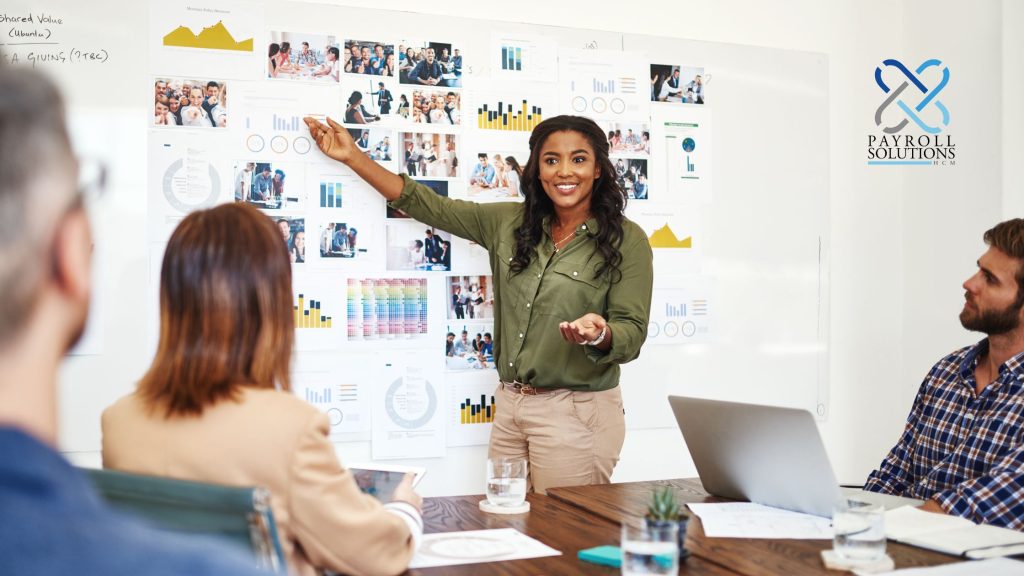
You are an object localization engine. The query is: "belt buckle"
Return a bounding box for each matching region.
[518,383,538,395]
[505,380,538,395]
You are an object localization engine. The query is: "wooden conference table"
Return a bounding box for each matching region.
[410,479,967,575]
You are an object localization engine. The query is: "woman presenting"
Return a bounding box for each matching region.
[305,114,653,494]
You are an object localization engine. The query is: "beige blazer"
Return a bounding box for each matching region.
[102,388,414,576]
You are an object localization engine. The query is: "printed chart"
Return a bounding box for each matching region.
[559,49,649,119]
[447,376,498,447]
[373,353,445,459]
[293,274,344,351]
[293,367,369,436]
[647,281,713,344]
[346,278,429,341]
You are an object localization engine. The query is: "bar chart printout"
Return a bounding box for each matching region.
[294,293,333,328]
[501,45,523,71]
[476,99,544,131]
[460,394,496,424]
[320,181,342,208]
[666,302,687,317]
[305,386,331,404]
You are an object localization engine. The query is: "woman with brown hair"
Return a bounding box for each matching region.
[101,203,422,576]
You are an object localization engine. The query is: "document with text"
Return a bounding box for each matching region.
[687,502,833,539]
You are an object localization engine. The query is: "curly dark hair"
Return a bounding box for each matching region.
[510,115,627,282]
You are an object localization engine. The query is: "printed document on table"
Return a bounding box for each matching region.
[854,557,1024,576]
[408,528,561,568]
[687,502,833,539]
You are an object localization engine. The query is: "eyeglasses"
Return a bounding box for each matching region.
[76,157,108,206]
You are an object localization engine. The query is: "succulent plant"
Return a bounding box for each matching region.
[645,486,689,521]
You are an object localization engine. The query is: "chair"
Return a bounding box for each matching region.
[83,468,286,573]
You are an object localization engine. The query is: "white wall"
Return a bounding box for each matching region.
[59,0,1017,495]
[898,0,1004,445]
[1004,0,1023,219]
[318,0,1009,489]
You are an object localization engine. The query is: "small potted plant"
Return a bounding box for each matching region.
[645,486,690,560]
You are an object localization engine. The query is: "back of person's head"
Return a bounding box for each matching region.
[0,66,83,349]
[140,203,294,417]
[984,218,1024,304]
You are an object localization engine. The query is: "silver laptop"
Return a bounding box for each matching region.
[668,396,922,518]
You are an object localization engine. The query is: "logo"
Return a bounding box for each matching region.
[867,59,955,166]
[874,59,949,134]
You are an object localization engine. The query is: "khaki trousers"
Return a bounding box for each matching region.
[488,384,626,495]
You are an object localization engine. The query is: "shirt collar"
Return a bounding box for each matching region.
[542,215,601,238]
[1002,347,1024,379]
[959,338,1024,382]
[0,426,101,509]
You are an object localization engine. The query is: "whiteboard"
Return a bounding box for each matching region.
[2,0,828,462]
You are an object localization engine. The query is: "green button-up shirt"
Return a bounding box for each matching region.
[390,175,653,391]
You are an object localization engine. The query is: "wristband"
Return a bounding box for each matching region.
[583,326,607,347]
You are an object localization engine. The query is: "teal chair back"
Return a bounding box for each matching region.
[83,468,286,573]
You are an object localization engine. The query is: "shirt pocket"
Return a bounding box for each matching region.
[536,258,607,320]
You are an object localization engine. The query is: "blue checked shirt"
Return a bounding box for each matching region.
[864,339,1024,529]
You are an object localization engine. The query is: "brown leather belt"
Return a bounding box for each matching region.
[500,380,553,395]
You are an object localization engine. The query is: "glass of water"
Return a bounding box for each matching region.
[621,522,678,575]
[485,457,527,507]
[832,499,886,561]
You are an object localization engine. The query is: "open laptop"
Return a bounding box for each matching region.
[668,396,923,518]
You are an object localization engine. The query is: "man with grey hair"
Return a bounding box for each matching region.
[0,67,264,574]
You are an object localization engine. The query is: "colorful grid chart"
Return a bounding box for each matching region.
[295,293,333,328]
[460,394,496,424]
[346,278,428,340]
[476,99,543,131]
[320,181,342,208]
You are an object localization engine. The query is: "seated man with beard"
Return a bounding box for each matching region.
[864,219,1024,529]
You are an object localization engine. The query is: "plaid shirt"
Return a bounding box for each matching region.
[865,339,1024,529]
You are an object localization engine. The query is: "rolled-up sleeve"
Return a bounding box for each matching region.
[388,174,516,251]
[585,227,653,366]
[932,447,1024,529]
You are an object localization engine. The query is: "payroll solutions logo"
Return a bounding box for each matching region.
[867,58,955,166]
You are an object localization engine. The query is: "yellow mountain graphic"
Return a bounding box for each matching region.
[648,224,692,249]
[163,21,253,52]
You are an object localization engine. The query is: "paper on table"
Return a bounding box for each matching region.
[885,506,1024,559]
[853,557,1024,576]
[687,502,833,539]
[884,506,974,540]
[408,528,562,568]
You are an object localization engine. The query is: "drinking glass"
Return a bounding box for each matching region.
[485,457,527,507]
[832,498,886,561]
[621,522,678,575]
